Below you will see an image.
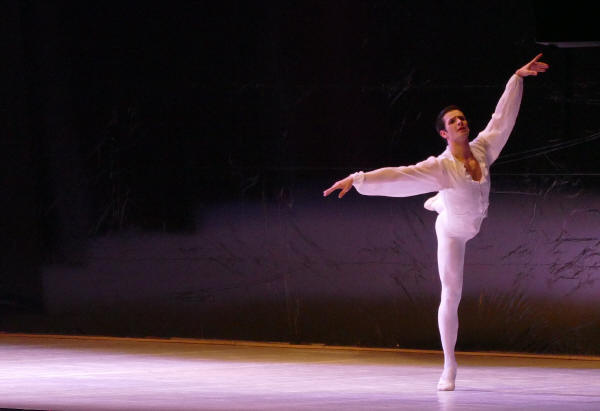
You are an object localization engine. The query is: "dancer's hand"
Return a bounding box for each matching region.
[323,176,354,198]
[516,53,549,77]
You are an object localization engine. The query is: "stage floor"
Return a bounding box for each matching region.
[0,334,599,410]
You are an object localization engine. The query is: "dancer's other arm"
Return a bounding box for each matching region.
[476,53,549,164]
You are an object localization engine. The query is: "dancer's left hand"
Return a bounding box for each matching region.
[516,53,549,77]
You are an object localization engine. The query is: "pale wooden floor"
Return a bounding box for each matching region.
[0,334,599,410]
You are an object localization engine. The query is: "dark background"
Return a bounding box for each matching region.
[2,1,600,354]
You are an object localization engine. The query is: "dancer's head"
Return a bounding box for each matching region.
[435,105,469,143]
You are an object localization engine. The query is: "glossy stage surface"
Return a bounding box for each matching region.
[0,334,599,410]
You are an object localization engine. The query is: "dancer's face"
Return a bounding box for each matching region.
[439,110,470,143]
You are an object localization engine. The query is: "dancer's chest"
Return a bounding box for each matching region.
[461,157,482,182]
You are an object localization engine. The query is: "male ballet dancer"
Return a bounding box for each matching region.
[323,54,548,391]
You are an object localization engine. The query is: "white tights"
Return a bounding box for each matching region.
[435,214,473,391]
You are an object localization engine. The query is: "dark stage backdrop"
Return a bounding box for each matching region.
[2,1,600,354]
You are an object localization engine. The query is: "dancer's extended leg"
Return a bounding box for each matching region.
[435,218,466,391]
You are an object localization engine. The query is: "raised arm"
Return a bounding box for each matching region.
[475,53,548,164]
[323,155,449,199]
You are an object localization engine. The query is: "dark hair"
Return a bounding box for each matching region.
[435,105,463,133]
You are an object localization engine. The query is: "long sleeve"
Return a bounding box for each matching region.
[352,155,449,197]
[473,74,523,164]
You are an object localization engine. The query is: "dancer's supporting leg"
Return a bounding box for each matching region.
[435,217,467,391]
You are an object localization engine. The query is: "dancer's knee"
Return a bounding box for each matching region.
[440,287,462,309]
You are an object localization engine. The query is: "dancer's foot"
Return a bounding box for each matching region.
[437,364,457,391]
[437,378,455,391]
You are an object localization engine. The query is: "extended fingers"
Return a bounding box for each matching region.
[324,178,354,198]
[518,55,549,77]
[338,185,351,198]
[323,186,336,197]
[531,53,543,63]
[529,54,549,72]
[323,181,342,197]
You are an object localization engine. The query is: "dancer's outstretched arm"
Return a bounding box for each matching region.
[476,53,549,164]
[323,155,449,199]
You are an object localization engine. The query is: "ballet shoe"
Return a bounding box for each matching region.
[437,365,456,391]
[437,378,455,391]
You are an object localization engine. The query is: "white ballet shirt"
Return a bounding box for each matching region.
[352,74,524,236]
